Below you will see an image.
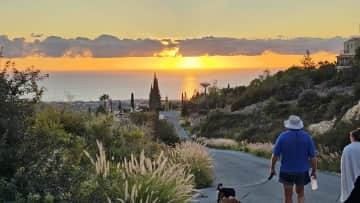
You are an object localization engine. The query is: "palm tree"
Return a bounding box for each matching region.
[200,82,210,95]
[99,94,110,110]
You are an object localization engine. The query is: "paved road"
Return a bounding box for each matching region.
[160,111,341,202]
[193,149,341,203]
[160,111,190,140]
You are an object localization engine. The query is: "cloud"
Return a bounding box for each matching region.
[0,34,346,58]
[175,36,345,56]
[30,33,44,38]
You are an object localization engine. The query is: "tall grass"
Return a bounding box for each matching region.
[317,145,341,173]
[246,142,273,153]
[84,140,194,203]
[198,137,240,150]
[169,142,213,188]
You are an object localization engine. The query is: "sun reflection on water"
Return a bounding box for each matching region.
[180,75,200,99]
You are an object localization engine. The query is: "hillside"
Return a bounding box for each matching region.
[186,55,360,170]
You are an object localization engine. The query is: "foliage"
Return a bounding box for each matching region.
[98,94,110,114]
[130,92,135,111]
[129,112,180,145]
[169,142,213,188]
[149,73,161,111]
[129,111,156,126]
[0,105,166,201]
[0,62,47,179]
[154,120,180,145]
[297,89,320,108]
[83,141,194,203]
[192,60,360,172]
[0,64,207,202]
[301,50,316,69]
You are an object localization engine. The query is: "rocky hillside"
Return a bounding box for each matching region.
[189,62,360,153]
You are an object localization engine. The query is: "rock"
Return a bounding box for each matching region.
[308,118,336,136]
[342,101,360,123]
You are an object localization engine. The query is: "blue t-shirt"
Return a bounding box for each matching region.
[273,130,316,173]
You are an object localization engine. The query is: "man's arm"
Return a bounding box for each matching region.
[309,137,317,178]
[270,154,279,176]
[271,135,281,176]
[310,157,317,178]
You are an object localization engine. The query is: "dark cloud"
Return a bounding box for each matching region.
[176,36,345,56]
[0,34,346,58]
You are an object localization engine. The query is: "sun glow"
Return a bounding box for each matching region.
[6,51,337,72]
[178,57,203,69]
[180,75,199,98]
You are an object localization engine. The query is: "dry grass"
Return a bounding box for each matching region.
[169,142,214,188]
[118,151,194,203]
[317,145,341,172]
[85,140,194,203]
[198,137,239,149]
[245,142,274,153]
[84,140,110,178]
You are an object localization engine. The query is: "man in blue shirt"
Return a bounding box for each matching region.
[270,115,317,203]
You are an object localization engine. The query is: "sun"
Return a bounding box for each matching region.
[178,57,203,69]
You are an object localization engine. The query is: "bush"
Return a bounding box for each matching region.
[154,120,180,145]
[298,89,320,108]
[169,142,213,188]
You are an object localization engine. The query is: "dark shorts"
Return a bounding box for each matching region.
[279,171,310,186]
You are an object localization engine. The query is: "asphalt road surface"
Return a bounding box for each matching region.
[193,149,341,203]
[160,111,341,203]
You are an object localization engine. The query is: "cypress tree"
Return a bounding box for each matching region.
[149,73,161,111]
[131,92,135,111]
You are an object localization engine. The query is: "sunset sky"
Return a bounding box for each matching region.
[1,0,359,71]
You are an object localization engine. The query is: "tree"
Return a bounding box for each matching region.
[99,94,110,111]
[301,50,316,69]
[149,73,161,111]
[0,61,47,178]
[200,82,210,95]
[131,92,135,111]
[164,96,169,111]
[154,120,180,145]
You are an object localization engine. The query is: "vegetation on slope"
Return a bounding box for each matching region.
[189,51,360,172]
[0,61,213,202]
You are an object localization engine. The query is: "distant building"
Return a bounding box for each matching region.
[337,37,360,68]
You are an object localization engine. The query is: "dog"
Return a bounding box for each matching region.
[220,198,241,203]
[217,183,241,203]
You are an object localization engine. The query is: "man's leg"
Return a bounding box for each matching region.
[283,184,293,203]
[295,185,305,203]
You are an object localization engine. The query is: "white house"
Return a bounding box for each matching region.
[337,37,360,68]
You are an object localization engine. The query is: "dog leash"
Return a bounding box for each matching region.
[218,173,275,201]
[225,173,275,189]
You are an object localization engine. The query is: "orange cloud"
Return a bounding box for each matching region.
[4,51,337,72]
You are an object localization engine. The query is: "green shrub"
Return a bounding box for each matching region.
[154,119,180,145]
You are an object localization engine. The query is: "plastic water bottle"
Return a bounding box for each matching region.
[311,176,318,190]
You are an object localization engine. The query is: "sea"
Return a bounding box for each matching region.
[40,68,283,101]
